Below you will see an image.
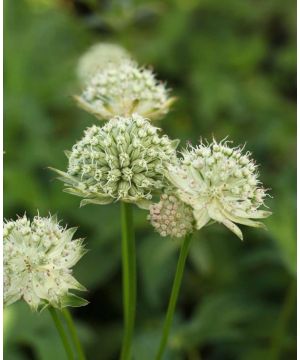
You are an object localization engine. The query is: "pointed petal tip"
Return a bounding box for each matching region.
[79,200,86,208]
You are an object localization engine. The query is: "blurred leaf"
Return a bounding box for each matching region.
[61,293,89,308]
[267,195,296,275]
[4,0,296,358]
[138,234,179,308]
[4,302,67,360]
[172,293,260,350]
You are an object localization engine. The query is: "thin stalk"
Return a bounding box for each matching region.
[120,202,136,360]
[49,307,74,360]
[62,308,86,360]
[155,234,193,360]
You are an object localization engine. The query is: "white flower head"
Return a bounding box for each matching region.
[4,214,88,311]
[167,139,271,240]
[51,114,179,209]
[75,60,176,121]
[77,42,132,84]
[148,193,195,238]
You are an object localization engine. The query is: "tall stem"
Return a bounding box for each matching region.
[49,307,74,360]
[62,308,86,360]
[120,202,136,360]
[155,234,193,360]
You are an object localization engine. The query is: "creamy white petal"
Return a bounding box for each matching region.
[166,140,270,240]
[193,208,210,230]
[4,215,87,311]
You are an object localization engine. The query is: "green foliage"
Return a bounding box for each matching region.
[4,0,296,359]
[4,302,91,360]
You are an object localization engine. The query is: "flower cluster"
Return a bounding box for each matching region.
[51,114,178,208]
[53,45,271,242]
[75,60,175,121]
[148,193,194,238]
[166,140,271,240]
[4,215,87,311]
[77,43,132,84]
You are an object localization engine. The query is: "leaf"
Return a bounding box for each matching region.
[138,234,179,308]
[4,302,67,359]
[266,196,296,275]
[61,293,89,308]
[170,138,180,149]
[80,197,112,207]
[63,187,85,197]
[64,150,71,158]
[172,293,259,350]
[135,198,151,210]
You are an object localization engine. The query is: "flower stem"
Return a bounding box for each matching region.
[155,234,193,360]
[62,308,86,360]
[49,307,74,360]
[120,202,136,360]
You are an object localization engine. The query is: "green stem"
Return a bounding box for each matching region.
[155,234,193,360]
[49,307,74,360]
[120,202,136,360]
[269,278,296,360]
[62,308,86,360]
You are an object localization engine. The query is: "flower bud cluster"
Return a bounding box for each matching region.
[77,43,132,84]
[167,140,271,239]
[4,215,87,311]
[75,60,175,121]
[148,194,194,238]
[52,114,178,208]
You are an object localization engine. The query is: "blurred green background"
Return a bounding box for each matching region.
[4,0,296,359]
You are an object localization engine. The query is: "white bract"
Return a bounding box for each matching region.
[167,140,271,240]
[75,60,175,121]
[4,215,87,311]
[148,193,194,238]
[77,43,132,84]
[51,114,179,209]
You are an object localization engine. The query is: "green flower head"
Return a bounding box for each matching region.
[51,114,179,209]
[75,60,176,121]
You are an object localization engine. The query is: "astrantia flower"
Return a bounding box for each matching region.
[167,140,271,240]
[4,214,87,311]
[148,193,194,238]
[51,114,179,209]
[77,43,132,84]
[75,60,176,121]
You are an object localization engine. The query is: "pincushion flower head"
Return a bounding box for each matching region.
[148,193,195,238]
[167,139,271,240]
[77,43,132,84]
[75,60,176,121]
[51,114,179,209]
[4,214,87,311]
